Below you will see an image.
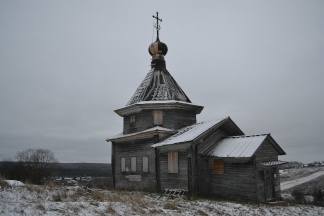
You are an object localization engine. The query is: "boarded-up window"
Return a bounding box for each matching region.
[121,157,126,172]
[168,152,178,173]
[130,115,135,126]
[153,110,163,125]
[143,156,148,172]
[131,157,136,172]
[214,159,224,174]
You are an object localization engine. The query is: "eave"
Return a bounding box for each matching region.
[106,127,177,142]
[114,100,204,117]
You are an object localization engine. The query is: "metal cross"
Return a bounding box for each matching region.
[152,12,162,41]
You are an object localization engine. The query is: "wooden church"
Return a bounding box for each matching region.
[106,13,287,202]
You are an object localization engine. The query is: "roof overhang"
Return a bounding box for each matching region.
[257,160,288,169]
[114,100,204,117]
[106,126,177,142]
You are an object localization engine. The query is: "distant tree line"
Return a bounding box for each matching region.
[0,148,58,185]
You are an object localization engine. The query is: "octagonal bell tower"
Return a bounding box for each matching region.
[114,13,203,135]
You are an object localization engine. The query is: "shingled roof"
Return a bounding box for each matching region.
[126,66,191,106]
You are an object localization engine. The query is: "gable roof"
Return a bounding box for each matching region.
[106,126,176,142]
[202,134,267,158]
[126,69,191,106]
[201,134,286,158]
[151,117,233,148]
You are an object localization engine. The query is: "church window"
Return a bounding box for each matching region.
[168,152,178,173]
[213,159,224,174]
[131,157,136,172]
[153,110,163,125]
[121,157,126,172]
[143,156,149,172]
[130,115,136,126]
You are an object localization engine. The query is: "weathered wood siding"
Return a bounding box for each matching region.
[209,160,257,200]
[113,136,157,191]
[169,109,197,130]
[159,150,189,191]
[254,140,279,162]
[197,129,229,196]
[254,140,281,201]
[123,109,197,134]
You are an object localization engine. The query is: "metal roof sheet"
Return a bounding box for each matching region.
[204,135,268,158]
[106,126,175,142]
[151,117,228,147]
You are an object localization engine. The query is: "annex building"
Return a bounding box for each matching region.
[106,13,287,202]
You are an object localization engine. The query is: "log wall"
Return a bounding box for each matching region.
[209,160,257,200]
[113,136,157,191]
[123,109,196,134]
[158,150,189,191]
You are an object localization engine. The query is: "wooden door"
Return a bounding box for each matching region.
[264,169,274,201]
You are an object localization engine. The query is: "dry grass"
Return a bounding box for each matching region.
[25,184,43,194]
[163,202,179,210]
[197,209,208,216]
[105,205,116,214]
[52,191,67,202]
[91,189,105,201]
[36,204,46,211]
[43,181,57,189]
[0,176,9,188]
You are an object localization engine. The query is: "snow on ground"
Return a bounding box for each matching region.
[1,182,324,215]
[4,180,25,187]
[281,171,324,191]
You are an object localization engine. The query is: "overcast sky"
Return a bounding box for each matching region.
[1,1,323,163]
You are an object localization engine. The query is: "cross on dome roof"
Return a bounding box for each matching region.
[126,13,192,106]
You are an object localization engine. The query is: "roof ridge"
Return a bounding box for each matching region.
[226,134,269,139]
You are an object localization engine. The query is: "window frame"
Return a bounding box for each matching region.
[168,152,179,173]
[153,110,163,126]
[121,157,126,172]
[131,157,137,172]
[143,156,149,172]
[213,159,224,174]
[130,115,136,126]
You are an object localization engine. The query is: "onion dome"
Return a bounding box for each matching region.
[148,39,168,56]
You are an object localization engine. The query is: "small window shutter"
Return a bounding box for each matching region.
[168,152,178,173]
[130,115,135,126]
[214,159,224,174]
[143,156,148,172]
[154,110,163,125]
[131,157,136,172]
[121,157,126,172]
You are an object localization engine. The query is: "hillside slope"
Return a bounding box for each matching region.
[1,182,323,215]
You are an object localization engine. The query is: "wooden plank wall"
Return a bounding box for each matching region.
[123,109,197,135]
[254,140,281,201]
[159,150,189,191]
[114,136,157,191]
[209,160,257,200]
[197,129,228,196]
[254,140,279,162]
[172,109,197,130]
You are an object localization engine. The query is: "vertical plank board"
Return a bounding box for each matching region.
[143,156,149,172]
[121,157,126,172]
[214,160,224,174]
[168,152,178,173]
[153,110,163,125]
[131,157,136,172]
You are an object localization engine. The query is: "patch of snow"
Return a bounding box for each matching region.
[4,180,25,186]
[1,184,324,215]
